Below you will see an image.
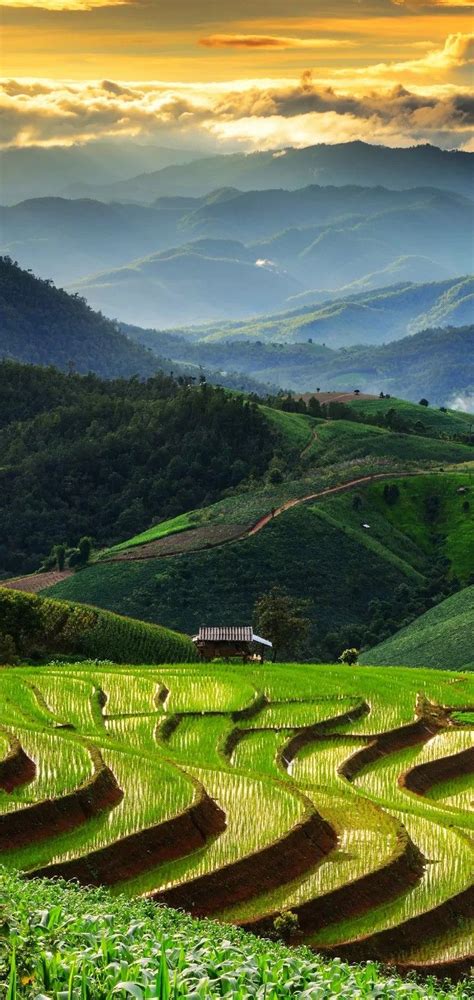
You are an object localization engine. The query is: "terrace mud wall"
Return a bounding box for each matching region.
[0,734,36,793]
[400,745,474,796]
[28,783,226,886]
[153,806,336,917]
[0,746,122,849]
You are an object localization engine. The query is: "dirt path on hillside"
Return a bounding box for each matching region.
[299,428,320,459]
[0,570,73,593]
[247,470,422,536]
[104,469,426,564]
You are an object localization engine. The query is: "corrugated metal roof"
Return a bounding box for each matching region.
[198,626,253,642]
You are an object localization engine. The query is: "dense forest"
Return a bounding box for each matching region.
[0,362,274,575]
[126,323,474,405]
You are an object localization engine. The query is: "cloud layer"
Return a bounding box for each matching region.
[1,33,472,151]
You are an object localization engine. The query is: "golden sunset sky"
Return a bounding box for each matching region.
[1,0,473,148]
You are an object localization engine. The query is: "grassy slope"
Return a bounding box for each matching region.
[319,472,473,580]
[0,588,195,663]
[46,470,473,662]
[47,503,414,639]
[361,586,474,670]
[99,404,473,558]
[348,397,473,437]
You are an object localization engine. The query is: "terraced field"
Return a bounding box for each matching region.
[0,661,472,979]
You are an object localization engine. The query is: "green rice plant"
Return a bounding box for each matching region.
[0,728,92,812]
[31,674,99,731]
[393,918,474,964]
[244,698,357,730]
[219,789,399,923]
[2,744,194,874]
[121,766,305,897]
[86,669,164,716]
[230,729,291,777]
[0,730,10,759]
[157,671,256,713]
[0,674,55,728]
[350,739,474,830]
[163,715,232,768]
[425,771,474,813]
[309,812,474,947]
[291,737,369,786]
[105,713,163,753]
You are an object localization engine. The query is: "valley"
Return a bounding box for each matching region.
[0,120,473,1000]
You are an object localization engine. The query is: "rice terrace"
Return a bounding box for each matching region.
[1,647,473,995]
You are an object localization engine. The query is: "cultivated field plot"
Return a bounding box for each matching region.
[0,661,472,977]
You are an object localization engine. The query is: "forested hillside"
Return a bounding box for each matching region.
[0,258,276,394]
[127,322,474,404]
[67,141,474,202]
[0,256,160,378]
[163,277,473,348]
[0,361,273,575]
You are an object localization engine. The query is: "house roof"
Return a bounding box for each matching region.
[196,626,272,647]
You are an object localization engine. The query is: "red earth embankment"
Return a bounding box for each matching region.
[29,779,226,886]
[0,744,122,849]
[152,803,336,917]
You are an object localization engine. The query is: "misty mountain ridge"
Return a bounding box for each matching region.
[0,141,208,206]
[123,320,474,405]
[129,276,474,348]
[62,141,473,203]
[0,257,275,394]
[2,183,471,328]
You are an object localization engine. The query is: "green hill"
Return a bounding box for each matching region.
[128,323,474,404]
[0,360,273,576]
[0,587,194,663]
[0,256,162,379]
[361,586,474,670]
[47,470,473,662]
[70,242,301,328]
[161,277,474,348]
[347,396,473,437]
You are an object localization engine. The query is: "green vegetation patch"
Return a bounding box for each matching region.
[361,586,474,670]
[348,397,473,438]
[0,588,195,664]
[1,870,466,999]
[362,473,473,580]
[46,504,411,644]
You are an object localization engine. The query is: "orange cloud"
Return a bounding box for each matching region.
[1,73,472,152]
[199,34,355,50]
[1,0,128,7]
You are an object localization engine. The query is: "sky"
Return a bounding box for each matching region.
[1,0,473,150]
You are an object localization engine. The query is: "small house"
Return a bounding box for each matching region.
[193,626,272,662]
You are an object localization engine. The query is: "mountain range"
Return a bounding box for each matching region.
[64,141,473,203]
[0,141,207,206]
[1,257,472,406]
[2,183,471,327]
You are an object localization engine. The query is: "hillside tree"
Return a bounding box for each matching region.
[254,586,310,662]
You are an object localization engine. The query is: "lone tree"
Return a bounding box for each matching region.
[338,647,359,665]
[53,543,66,571]
[419,398,429,407]
[254,586,310,662]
